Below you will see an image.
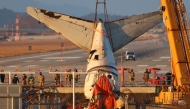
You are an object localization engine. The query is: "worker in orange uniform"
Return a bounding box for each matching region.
[22,74,27,85]
[38,72,45,88]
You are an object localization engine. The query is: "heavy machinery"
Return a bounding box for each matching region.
[155,0,190,105]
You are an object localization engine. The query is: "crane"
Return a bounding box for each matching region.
[156,0,190,104]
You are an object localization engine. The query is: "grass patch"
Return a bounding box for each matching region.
[0,39,78,58]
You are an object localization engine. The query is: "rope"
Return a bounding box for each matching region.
[93,29,112,38]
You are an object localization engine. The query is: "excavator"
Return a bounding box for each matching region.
[155,0,190,105]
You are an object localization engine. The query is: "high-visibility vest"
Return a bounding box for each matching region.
[38,75,44,82]
[129,72,135,78]
[53,74,60,80]
[28,77,34,84]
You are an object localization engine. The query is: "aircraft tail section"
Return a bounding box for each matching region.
[104,11,162,52]
[27,6,162,53]
[27,6,94,53]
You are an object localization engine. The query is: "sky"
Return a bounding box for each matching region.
[0,0,190,16]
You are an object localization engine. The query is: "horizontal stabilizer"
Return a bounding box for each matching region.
[104,11,162,52]
[27,6,94,53]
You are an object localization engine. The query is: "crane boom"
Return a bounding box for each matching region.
[160,0,190,86]
[156,0,190,104]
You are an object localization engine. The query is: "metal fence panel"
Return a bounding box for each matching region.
[0,85,22,109]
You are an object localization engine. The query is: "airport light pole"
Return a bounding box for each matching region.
[72,71,75,109]
[12,24,13,37]
[60,43,64,87]
[120,48,123,85]
[7,24,8,36]
[60,43,64,69]
[121,48,123,68]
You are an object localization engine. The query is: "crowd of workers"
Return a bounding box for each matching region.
[0,68,81,88]
[12,72,45,88]
[0,68,172,87]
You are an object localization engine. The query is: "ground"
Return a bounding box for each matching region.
[0,39,78,58]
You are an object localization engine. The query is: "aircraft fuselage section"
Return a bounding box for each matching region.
[84,21,120,99]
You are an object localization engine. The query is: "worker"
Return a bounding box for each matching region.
[28,74,35,88]
[0,69,5,83]
[38,72,45,88]
[22,74,27,85]
[12,74,19,84]
[53,69,60,85]
[0,74,5,83]
[166,72,172,85]
[143,69,150,83]
[74,68,80,83]
[128,69,135,83]
[66,68,72,84]
[22,100,28,109]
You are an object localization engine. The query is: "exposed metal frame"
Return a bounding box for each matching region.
[94,0,109,26]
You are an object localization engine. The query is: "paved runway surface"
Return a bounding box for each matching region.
[0,40,170,85]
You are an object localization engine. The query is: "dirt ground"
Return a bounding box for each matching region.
[0,39,78,58]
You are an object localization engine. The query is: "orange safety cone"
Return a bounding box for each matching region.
[15,67,19,72]
[49,66,52,71]
[81,66,84,71]
[0,67,4,72]
[33,68,36,72]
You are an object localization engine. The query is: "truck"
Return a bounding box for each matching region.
[125,51,136,61]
